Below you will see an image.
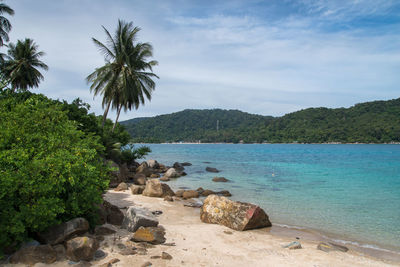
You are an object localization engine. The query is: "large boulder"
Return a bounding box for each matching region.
[142,179,175,198]
[37,217,89,245]
[100,200,124,226]
[206,167,220,173]
[200,195,271,231]
[122,206,159,232]
[66,236,99,261]
[10,245,57,265]
[130,184,145,195]
[146,159,159,169]
[132,226,166,244]
[164,168,180,178]
[136,162,154,177]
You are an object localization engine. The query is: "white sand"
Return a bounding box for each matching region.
[95,190,398,267]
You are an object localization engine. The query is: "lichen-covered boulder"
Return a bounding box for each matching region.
[132,226,166,244]
[142,179,175,198]
[200,195,271,231]
[10,245,57,265]
[122,207,159,232]
[37,217,89,245]
[164,168,180,178]
[66,236,99,261]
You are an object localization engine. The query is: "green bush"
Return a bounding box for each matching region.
[0,94,109,252]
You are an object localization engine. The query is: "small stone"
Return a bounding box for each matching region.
[150,255,161,259]
[206,167,220,173]
[136,248,148,255]
[109,258,120,264]
[152,210,163,216]
[223,230,233,235]
[141,261,152,267]
[119,248,137,255]
[212,177,229,182]
[150,173,160,178]
[317,242,348,252]
[161,252,173,260]
[116,243,126,250]
[94,249,106,259]
[114,182,128,191]
[162,242,176,246]
[282,241,302,249]
[130,185,145,195]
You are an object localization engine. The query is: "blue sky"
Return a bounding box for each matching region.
[4,0,400,120]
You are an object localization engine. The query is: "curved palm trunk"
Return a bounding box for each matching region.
[102,100,111,128]
[112,104,122,132]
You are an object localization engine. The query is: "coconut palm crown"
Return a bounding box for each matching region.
[0,0,14,46]
[87,19,158,131]
[2,38,48,92]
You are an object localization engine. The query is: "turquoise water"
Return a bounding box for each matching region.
[142,144,400,252]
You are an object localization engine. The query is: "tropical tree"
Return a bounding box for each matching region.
[87,19,158,131]
[0,0,14,47]
[0,0,14,62]
[2,38,48,92]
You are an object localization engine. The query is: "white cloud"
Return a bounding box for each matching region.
[4,0,400,122]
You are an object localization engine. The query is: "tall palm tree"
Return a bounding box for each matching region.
[2,38,48,92]
[0,0,14,47]
[87,20,158,131]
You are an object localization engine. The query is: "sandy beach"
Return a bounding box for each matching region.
[92,190,399,267]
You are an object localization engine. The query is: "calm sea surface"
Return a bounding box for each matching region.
[142,144,400,252]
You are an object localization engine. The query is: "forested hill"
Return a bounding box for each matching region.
[121,98,400,143]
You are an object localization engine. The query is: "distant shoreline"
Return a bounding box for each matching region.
[134,142,400,145]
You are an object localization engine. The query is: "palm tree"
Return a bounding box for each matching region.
[2,38,48,92]
[0,1,14,47]
[87,20,158,131]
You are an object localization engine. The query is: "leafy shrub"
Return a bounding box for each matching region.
[0,94,109,252]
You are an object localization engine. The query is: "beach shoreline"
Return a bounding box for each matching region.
[99,190,400,266]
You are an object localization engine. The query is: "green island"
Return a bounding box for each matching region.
[122,98,400,144]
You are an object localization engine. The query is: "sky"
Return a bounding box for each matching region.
[4,0,400,121]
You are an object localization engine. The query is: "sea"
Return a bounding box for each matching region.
[142,144,400,255]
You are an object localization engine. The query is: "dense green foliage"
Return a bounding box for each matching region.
[122,109,274,143]
[0,1,14,47]
[0,93,109,251]
[122,98,400,143]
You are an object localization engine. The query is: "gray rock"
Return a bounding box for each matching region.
[101,201,124,226]
[94,226,116,236]
[133,173,147,185]
[162,251,173,260]
[122,206,159,232]
[94,249,107,259]
[53,244,67,261]
[37,217,89,245]
[181,162,192,166]
[66,236,99,261]
[173,162,184,171]
[182,190,199,199]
